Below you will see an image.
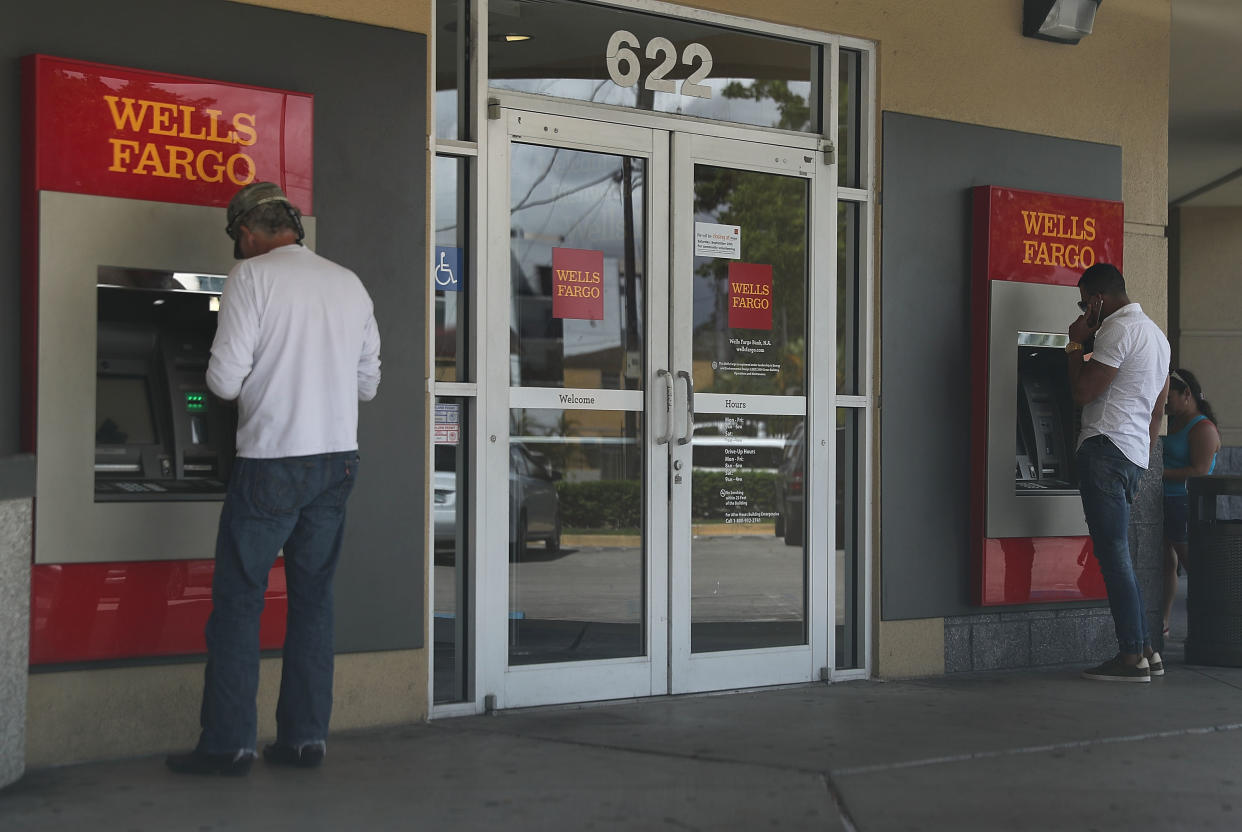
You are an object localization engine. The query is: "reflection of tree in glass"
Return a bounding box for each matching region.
[720,79,811,132]
[694,166,807,395]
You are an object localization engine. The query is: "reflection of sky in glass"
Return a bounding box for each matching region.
[435,90,458,141]
[434,156,462,343]
[434,155,459,244]
[510,143,642,264]
[509,144,645,388]
[491,77,807,132]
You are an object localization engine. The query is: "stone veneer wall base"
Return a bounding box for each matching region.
[947,442,1165,672]
[0,497,32,789]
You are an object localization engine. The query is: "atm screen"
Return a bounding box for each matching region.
[96,376,157,445]
[1015,331,1078,495]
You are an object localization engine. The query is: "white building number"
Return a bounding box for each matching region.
[605,30,713,99]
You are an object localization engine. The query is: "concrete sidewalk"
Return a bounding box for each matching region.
[3,644,1241,832]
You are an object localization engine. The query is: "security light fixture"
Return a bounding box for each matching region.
[1024,0,1101,45]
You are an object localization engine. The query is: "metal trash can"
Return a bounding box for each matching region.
[1185,476,1242,667]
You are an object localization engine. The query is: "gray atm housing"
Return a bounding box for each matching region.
[986,279,1089,540]
[34,191,315,564]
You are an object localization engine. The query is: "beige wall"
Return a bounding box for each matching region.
[683,0,1172,325]
[229,0,430,32]
[27,650,425,767]
[1177,207,1242,447]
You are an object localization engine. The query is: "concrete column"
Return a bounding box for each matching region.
[0,495,32,788]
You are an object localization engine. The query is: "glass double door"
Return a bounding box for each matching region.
[484,110,830,708]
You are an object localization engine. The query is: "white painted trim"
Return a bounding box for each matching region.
[434,382,479,397]
[509,387,644,411]
[432,139,480,157]
[583,0,866,49]
[491,90,822,150]
[429,700,485,719]
[695,393,808,416]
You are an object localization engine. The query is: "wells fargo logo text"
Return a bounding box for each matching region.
[555,267,602,299]
[730,279,771,310]
[104,95,257,185]
[1020,210,1098,269]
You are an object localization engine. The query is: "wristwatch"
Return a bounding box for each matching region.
[1065,341,1084,354]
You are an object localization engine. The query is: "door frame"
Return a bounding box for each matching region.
[429,3,877,719]
[479,109,672,708]
[667,130,834,693]
[478,104,836,708]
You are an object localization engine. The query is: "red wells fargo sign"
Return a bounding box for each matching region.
[24,55,313,211]
[973,186,1123,287]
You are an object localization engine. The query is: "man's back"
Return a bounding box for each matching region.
[207,244,381,458]
[1078,302,1169,468]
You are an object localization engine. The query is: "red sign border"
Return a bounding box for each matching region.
[969,185,1122,606]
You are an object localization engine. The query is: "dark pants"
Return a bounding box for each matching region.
[197,452,358,754]
[1077,435,1150,655]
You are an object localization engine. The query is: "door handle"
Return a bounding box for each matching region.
[676,370,694,446]
[656,369,673,445]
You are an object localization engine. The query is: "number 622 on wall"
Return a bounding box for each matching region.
[606,30,713,99]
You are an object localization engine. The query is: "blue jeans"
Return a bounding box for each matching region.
[1076,435,1149,655]
[198,452,358,754]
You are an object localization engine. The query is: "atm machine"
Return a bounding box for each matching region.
[94,270,235,500]
[21,54,314,662]
[970,185,1124,605]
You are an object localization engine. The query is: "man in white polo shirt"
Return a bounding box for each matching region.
[1067,263,1169,683]
[167,183,381,775]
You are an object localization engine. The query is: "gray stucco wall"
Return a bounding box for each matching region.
[880,112,1122,622]
[2,0,426,655]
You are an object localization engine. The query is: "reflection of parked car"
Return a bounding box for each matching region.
[774,424,805,546]
[509,443,561,556]
[774,424,846,547]
[434,443,563,558]
[434,445,461,556]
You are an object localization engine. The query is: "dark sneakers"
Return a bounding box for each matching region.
[1147,651,1165,676]
[165,749,256,776]
[263,741,326,768]
[1081,655,1151,683]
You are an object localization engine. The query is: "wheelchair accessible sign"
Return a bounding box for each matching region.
[435,246,461,292]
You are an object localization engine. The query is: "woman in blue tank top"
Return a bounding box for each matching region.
[1161,368,1221,637]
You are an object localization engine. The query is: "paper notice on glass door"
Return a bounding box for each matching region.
[694,222,741,259]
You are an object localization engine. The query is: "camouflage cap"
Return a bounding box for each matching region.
[225,182,294,256]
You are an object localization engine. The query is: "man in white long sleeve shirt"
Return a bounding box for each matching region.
[168,182,380,776]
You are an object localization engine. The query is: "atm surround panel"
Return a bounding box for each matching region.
[34,191,315,564]
[985,280,1088,539]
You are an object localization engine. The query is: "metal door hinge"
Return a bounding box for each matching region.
[487,97,501,120]
[821,139,836,165]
